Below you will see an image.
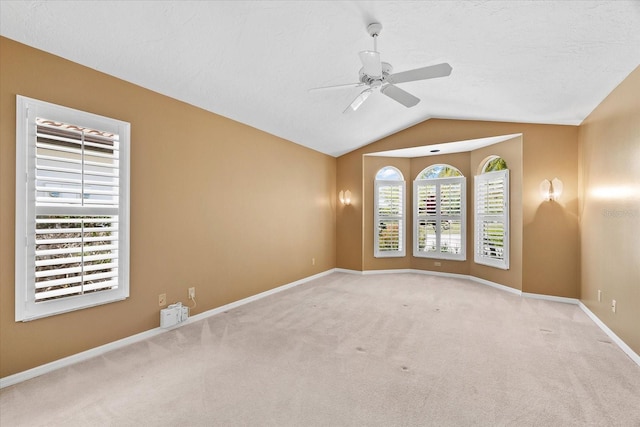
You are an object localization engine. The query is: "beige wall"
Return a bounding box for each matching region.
[337,120,579,297]
[578,66,640,354]
[0,37,336,377]
[522,127,580,298]
[335,153,363,271]
[470,136,523,291]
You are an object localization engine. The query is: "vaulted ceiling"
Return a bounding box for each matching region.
[2,1,639,156]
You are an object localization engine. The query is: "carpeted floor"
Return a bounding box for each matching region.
[2,272,639,426]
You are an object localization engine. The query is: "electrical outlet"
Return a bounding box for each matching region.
[188,287,195,300]
[434,261,442,267]
[312,258,315,265]
[597,290,601,302]
[612,299,616,313]
[159,293,167,306]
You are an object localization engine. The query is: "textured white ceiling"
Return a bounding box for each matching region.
[1,1,639,157]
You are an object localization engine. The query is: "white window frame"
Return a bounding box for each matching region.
[474,169,509,269]
[413,176,466,261]
[15,95,130,321]
[374,168,406,258]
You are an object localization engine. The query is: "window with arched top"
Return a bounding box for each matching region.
[416,164,463,179]
[481,155,508,173]
[475,156,509,269]
[413,164,466,260]
[374,166,406,257]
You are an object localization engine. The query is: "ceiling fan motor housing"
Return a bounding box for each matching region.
[359,62,393,86]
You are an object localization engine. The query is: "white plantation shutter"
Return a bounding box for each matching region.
[34,216,120,301]
[414,176,466,260]
[475,170,509,269]
[16,96,130,321]
[374,180,406,257]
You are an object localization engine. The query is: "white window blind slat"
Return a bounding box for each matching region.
[35,234,118,246]
[83,279,119,292]
[35,275,83,289]
[35,216,118,224]
[35,243,118,258]
[36,156,119,172]
[36,185,119,196]
[35,225,118,235]
[35,279,118,301]
[36,164,118,178]
[36,252,118,268]
[35,175,82,186]
[36,137,118,154]
[35,262,119,279]
[35,285,84,300]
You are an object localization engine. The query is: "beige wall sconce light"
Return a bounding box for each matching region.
[540,177,563,201]
[339,190,352,205]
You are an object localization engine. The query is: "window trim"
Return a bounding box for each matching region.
[15,95,130,321]
[374,167,406,258]
[413,175,466,261]
[474,169,509,270]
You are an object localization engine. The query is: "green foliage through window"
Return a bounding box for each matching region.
[417,164,463,179]
[482,157,508,173]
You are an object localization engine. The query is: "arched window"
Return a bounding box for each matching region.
[374,166,406,257]
[481,155,508,173]
[416,164,463,179]
[414,164,466,260]
[475,156,509,269]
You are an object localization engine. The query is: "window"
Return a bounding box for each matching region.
[414,165,466,260]
[474,156,509,269]
[482,156,508,173]
[15,96,130,321]
[374,166,406,257]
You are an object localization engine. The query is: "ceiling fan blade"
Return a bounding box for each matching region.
[359,51,382,77]
[387,63,452,85]
[381,84,420,108]
[343,88,373,113]
[308,82,365,92]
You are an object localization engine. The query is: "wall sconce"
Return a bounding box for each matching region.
[339,190,352,205]
[540,178,563,201]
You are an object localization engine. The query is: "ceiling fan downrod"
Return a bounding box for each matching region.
[367,22,382,52]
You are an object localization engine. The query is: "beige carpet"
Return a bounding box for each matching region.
[2,272,639,426]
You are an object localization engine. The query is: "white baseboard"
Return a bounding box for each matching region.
[0,327,167,389]
[187,269,335,324]
[334,268,364,275]
[341,268,523,296]
[578,302,640,367]
[468,276,522,296]
[0,269,335,389]
[522,292,579,305]
[362,268,416,275]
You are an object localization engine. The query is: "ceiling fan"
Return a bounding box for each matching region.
[310,23,452,113]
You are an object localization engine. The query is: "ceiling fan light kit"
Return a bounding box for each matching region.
[310,22,453,113]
